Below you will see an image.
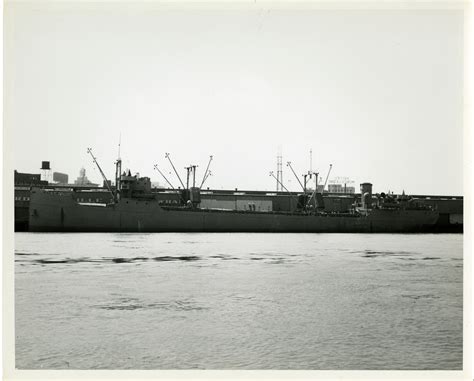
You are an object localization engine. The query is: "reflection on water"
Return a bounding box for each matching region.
[15,233,462,370]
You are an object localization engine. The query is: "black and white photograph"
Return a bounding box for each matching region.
[3,0,471,378]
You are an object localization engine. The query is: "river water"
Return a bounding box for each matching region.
[15,233,463,370]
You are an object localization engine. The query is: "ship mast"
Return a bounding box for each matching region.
[183,165,198,189]
[114,134,122,200]
[192,165,197,188]
[185,166,191,189]
[305,171,320,210]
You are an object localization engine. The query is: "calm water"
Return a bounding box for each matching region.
[15,233,463,370]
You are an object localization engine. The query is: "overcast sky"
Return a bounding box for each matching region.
[5,2,464,195]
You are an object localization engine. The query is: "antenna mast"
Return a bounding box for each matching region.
[276,147,283,191]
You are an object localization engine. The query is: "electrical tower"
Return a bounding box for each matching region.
[276,147,283,191]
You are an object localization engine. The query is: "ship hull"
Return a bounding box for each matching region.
[28,190,439,233]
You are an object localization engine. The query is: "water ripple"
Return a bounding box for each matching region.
[94,298,208,312]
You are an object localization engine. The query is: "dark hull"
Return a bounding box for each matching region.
[28,190,439,233]
[15,206,29,231]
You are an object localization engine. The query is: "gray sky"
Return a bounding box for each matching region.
[6,2,464,195]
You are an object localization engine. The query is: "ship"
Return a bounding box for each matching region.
[28,153,439,233]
